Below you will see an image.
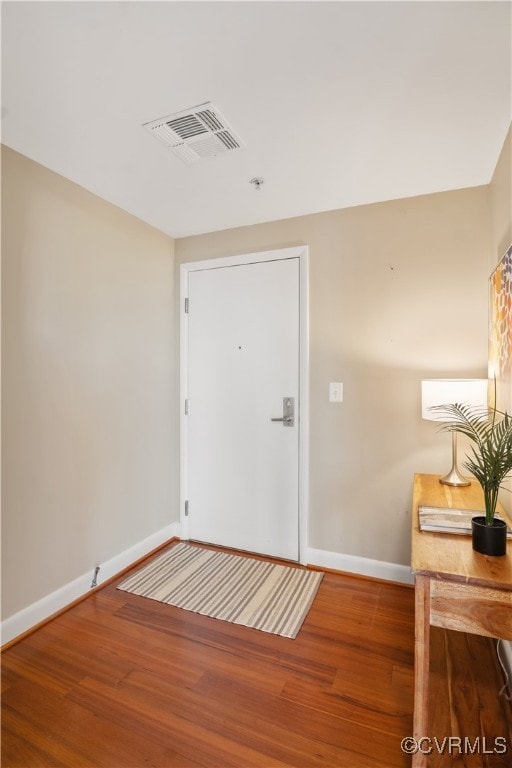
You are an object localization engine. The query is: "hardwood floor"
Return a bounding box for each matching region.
[1,543,510,767]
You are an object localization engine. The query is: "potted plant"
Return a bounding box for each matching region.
[431,401,512,556]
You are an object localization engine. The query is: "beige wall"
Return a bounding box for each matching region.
[490,124,512,268]
[1,146,176,619]
[175,187,490,565]
[2,137,499,620]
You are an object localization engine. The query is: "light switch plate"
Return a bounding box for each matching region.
[329,382,343,402]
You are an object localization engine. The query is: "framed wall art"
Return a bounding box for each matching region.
[489,243,512,411]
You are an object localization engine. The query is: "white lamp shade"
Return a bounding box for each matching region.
[421,379,488,422]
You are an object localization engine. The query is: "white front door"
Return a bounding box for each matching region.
[183,254,301,561]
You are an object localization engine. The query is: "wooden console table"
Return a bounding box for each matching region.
[411,473,512,768]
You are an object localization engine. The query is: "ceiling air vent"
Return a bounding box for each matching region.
[143,102,245,164]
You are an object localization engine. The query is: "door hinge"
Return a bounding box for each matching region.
[184,500,189,517]
[184,297,189,313]
[184,399,189,415]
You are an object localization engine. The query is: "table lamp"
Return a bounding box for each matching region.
[421,378,488,486]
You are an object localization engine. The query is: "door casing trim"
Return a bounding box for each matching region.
[179,245,309,564]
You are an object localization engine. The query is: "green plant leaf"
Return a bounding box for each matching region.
[429,402,512,524]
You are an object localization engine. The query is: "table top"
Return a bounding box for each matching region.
[411,473,512,590]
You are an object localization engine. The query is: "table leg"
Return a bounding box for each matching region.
[412,575,430,768]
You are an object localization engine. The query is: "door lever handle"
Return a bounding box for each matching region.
[270,397,295,427]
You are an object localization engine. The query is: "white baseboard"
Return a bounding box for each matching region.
[307,547,415,585]
[1,522,179,647]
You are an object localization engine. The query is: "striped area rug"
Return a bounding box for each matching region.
[117,542,323,639]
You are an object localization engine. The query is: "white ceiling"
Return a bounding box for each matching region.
[1,1,511,238]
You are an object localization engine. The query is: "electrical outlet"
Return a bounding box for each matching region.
[329,382,343,402]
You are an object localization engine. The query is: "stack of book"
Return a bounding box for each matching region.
[418,505,512,538]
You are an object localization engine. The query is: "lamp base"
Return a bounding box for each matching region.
[438,431,471,486]
[439,469,471,487]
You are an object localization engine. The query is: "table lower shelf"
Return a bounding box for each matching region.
[424,628,512,767]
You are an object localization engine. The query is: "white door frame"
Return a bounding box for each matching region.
[180,245,309,564]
